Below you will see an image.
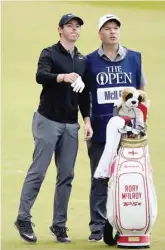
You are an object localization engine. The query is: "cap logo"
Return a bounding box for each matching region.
[106,15,114,19]
[68,14,73,17]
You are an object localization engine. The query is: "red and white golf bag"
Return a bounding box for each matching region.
[106,136,157,248]
[94,116,157,248]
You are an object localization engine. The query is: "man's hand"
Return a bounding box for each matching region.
[57,73,79,83]
[84,117,93,141]
[64,73,79,83]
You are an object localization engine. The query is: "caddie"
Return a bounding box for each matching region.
[85,14,147,242]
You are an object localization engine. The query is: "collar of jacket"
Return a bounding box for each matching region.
[58,41,79,55]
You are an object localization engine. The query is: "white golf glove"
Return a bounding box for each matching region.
[71,76,85,93]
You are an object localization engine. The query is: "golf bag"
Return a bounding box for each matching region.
[104,136,157,248]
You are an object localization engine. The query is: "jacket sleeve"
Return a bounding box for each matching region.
[36,48,58,84]
[78,67,91,119]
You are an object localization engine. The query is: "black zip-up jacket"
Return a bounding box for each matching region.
[36,41,90,123]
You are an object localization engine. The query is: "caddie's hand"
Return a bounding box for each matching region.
[63,73,79,83]
[71,76,85,93]
[84,118,93,141]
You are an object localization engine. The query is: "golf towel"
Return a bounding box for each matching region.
[94,116,125,178]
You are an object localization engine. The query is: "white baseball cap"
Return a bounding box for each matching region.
[98,14,121,31]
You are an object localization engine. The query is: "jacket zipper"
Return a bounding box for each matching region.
[72,54,75,71]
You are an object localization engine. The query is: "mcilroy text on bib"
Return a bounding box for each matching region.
[97,86,127,104]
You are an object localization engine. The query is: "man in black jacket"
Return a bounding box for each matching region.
[14,13,93,243]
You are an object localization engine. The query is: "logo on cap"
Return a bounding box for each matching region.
[106,15,113,19]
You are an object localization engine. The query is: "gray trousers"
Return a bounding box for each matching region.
[87,140,109,233]
[17,112,79,227]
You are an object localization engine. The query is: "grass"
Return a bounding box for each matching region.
[83,1,165,10]
[1,1,165,250]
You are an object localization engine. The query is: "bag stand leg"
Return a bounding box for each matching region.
[103,220,118,246]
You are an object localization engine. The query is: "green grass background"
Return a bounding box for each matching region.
[1,1,165,250]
